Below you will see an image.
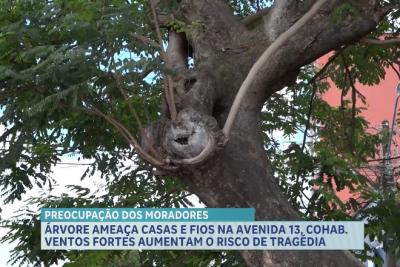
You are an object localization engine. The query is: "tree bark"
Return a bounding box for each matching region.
[146,0,394,266]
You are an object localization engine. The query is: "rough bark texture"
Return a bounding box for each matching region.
[145,1,394,266]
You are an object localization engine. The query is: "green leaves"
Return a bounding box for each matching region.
[358,191,400,264]
[0,0,399,266]
[0,0,164,203]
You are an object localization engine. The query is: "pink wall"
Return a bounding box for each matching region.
[318,54,399,127]
[317,54,399,203]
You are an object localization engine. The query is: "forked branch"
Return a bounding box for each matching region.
[223,0,328,136]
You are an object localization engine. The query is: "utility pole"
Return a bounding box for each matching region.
[382,120,393,189]
[380,82,400,267]
[381,120,396,267]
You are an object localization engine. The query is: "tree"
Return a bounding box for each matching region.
[0,0,399,266]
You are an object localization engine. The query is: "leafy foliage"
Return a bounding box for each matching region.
[0,0,399,266]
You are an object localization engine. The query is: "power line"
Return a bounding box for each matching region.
[367,155,400,162]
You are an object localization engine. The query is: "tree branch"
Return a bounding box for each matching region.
[301,47,346,150]
[149,0,177,121]
[223,0,328,137]
[82,106,169,167]
[130,33,159,48]
[113,73,163,160]
[386,60,400,80]
[113,74,145,135]
[361,37,400,45]
[341,54,358,152]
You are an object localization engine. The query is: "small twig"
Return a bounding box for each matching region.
[341,55,357,152]
[301,81,317,152]
[149,0,165,53]
[296,49,346,188]
[367,155,400,162]
[83,107,132,147]
[113,73,162,160]
[312,47,346,84]
[351,82,356,151]
[300,47,346,152]
[149,0,177,121]
[386,60,400,80]
[130,33,159,48]
[113,74,145,134]
[83,106,167,167]
[124,67,153,82]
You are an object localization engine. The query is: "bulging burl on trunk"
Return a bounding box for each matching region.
[142,108,225,168]
[163,109,219,159]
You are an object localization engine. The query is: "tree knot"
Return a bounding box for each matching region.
[163,108,225,166]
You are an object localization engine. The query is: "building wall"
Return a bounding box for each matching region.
[317,54,400,202]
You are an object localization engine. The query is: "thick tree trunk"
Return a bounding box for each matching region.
[168,68,364,266]
[146,0,394,266]
[177,115,364,267]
